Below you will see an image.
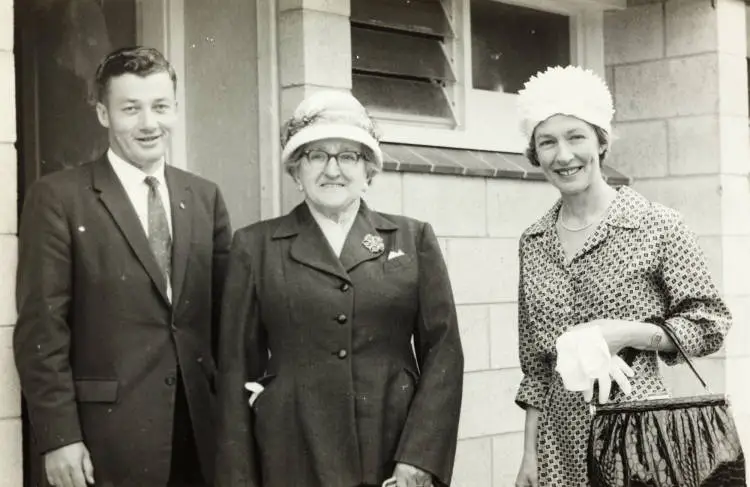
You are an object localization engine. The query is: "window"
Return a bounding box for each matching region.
[350,0,457,126]
[471,0,570,93]
[351,0,611,153]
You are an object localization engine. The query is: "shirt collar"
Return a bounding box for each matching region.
[107,148,167,188]
[525,186,646,236]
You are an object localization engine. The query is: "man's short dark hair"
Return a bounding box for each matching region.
[95,46,177,103]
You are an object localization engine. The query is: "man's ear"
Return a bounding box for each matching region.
[96,102,110,128]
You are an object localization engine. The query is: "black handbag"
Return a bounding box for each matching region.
[588,320,746,487]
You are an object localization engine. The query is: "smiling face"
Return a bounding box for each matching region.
[96,72,177,172]
[294,138,369,218]
[533,114,607,196]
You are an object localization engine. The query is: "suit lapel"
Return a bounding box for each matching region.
[282,204,351,283]
[339,203,396,272]
[92,156,170,304]
[166,167,192,307]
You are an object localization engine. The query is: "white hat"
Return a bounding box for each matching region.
[280,90,382,168]
[517,65,614,142]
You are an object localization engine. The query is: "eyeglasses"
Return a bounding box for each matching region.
[302,150,364,168]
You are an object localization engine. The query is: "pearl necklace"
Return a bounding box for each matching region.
[558,205,603,232]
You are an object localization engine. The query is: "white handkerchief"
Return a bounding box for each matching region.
[245,381,265,407]
[387,249,405,260]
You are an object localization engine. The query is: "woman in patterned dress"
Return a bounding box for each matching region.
[512,66,731,487]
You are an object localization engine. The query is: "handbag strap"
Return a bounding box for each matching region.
[646,317,711,392]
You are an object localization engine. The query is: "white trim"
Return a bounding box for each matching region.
[136,0,187,170]
[257,0,282,219]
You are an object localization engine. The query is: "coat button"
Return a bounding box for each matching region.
[336,313,348,324]
[340,283,350,292]
[337,349,348,359]
[165,375,176,386]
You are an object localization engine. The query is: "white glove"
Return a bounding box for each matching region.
[244,381,264,407]
[582,354,634,404]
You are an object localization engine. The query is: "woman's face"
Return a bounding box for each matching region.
[533,114,606,196]
[294,138,369,217]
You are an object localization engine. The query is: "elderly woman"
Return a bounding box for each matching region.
[512,66,731,487]
[215,91,464,487]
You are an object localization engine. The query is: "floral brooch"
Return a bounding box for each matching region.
[361,234,384,254]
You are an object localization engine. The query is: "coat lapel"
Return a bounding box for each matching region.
[166,167,193,307]
[92,156,170,304]
[278,204,351,283]
[339,203,397,272]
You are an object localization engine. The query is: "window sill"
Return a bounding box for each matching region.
[381,143,632,185]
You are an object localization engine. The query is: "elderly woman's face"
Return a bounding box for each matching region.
[533,114,605,196]
[294,138,369,217]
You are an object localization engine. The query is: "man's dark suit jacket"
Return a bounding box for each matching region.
[14,155,232,486]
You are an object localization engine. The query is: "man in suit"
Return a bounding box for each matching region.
[14,46,232,487]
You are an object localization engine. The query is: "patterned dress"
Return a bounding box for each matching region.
[515,186,731,486]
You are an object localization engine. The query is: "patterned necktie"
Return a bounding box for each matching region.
[144,176,172,285]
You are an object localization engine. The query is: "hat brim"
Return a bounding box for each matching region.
[280,123,383,168]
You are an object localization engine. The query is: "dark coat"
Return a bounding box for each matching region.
[215,202,464,487]
[14,155,232,486]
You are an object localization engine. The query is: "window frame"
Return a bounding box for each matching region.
[367,0,624,154]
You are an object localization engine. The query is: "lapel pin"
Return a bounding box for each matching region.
[77,226,86,232]
[179,202,186,210]
[362,234,384,254]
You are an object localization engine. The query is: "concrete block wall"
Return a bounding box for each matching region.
[605,0,750,455]
[366,173,559,486]
[0,0,22,485]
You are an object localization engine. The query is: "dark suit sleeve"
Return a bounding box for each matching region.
[215,230,267,487]
[211,187,232,360]
[394,222,464,486]
[13,180,83,453]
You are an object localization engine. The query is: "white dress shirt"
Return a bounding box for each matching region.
[307,199,360,258]
[108,149,173,300]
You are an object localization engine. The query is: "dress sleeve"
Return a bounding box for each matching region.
[515,238,553,410]
[658,214,731,365]
[215,230,267,487]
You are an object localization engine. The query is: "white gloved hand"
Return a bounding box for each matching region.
[244,381,264,407]
[582,355,635,404]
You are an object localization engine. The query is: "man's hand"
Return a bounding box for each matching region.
[392,462,433,487]
[44,442,94,487]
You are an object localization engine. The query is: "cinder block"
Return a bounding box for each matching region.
[723,296,750,358]
[716,0,747,57]
[0,419,22,487]
[604,3,664,65]
[486,179,558,239]
[457,305,491,372]
[0,144,16,235]
[492,432,525,487]
[608,120,668,178]
[402,174,486,237]
[668,116,720,175]
[0,328,20,419]
[719,116,750,174]
[721,235,750,296]
[0,51,16,143]
[278,0,349,15]
[444,238,519,305]
[614,55,718,121]
[718,53,749,117]
[665,0,717,57]
[696,236,723,295]
[720,173,750,236]
[452,438,492,487]
[0,0,11,52]
[632,176,722,236]
[364,172,403,215]
[489,303,519,370]
[458,369,524,439]
[0,235,17,326]
[278,9,351,88]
